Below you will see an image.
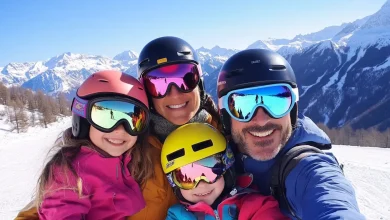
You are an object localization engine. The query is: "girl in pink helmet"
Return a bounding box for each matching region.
[36,70,154,220]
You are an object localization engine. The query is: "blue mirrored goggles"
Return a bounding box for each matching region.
[219,83,299,122]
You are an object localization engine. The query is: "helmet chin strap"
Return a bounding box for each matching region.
[290,103,298,129]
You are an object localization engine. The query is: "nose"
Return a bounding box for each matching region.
[166,84,181,97]
[196,181,208,188]
[250,107,271,126]
[113,124,126,132]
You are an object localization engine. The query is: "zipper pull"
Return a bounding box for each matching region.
[214,210,220,220]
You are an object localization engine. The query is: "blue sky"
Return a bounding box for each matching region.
[0,0,387,66]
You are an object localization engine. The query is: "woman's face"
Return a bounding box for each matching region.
[152,85,201,125]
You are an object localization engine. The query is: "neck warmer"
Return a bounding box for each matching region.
[150,109,210,142]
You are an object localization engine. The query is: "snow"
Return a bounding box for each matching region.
[313,40,333,56]
[113,50,139,63]
[323,114,330,125]
[373,56,390,71]
[334,44,342,65]
[246,40,271,50]
[301,70,328,97]
[335,48,366,99]
[28,61,48,76]
[0,115,70,220]
[292,23,348,42]
[322,70,339,94]
[330,145,390,219]
[0,115,389,219]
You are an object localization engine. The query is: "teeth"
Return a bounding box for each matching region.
[107,139,125,144]
[195,191,212,196]
[249,130,274,138]
[168,103,186,109]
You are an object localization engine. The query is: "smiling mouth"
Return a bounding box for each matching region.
[249,129,275,138]
[106,138,125,145]
[167,102,188,109]
[194,190,213,197]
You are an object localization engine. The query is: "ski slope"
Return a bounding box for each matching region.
[0,117,389,220]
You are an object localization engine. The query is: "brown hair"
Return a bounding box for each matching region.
[202,93,221,125]
[35,127,154,207]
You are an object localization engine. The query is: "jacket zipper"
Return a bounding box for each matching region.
[214,210,220,220]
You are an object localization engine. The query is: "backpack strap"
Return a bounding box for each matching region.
[270,145,324,220]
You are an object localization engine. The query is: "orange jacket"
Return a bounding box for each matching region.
[15,114,221,220]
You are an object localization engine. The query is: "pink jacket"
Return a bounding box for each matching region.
[38,146,145,220]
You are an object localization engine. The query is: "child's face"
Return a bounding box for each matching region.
[89,124,138,156]
[180,177,225,205]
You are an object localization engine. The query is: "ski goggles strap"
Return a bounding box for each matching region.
[71,96,150,135]
[142,63,201,98]
[219,83,299,122]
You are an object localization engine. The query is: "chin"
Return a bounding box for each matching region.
[170,116,192,125]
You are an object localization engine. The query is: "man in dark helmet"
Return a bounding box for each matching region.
[217,49,364,220]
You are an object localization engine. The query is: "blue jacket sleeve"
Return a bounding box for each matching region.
[166,204,197,220]
[285,153,366,220]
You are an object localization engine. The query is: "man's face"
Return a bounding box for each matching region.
[231,107,292,161]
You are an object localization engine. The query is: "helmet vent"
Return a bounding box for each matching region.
[269,65,286,71]
[138,58,150,67]
[98,79,109,83]
[166,148,185,161]
[226,69,243,78]
[177,51,192,56]
[192,139,213,152]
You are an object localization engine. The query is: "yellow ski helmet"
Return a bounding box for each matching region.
[161,123,228,174]
[161,122,235,191]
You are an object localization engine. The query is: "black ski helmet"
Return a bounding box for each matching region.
[137,36,206,102]
[217,49,299,133]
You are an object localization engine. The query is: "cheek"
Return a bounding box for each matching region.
[180,189,194,201]
[191,88,201,103]
[89,126,102,144]
[280,114,291,129]
[152,98,163,110]
[128,136,138,146]
[231,119,243,133]
[213,177,225,195]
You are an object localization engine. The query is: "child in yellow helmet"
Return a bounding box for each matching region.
[161,123,289,220]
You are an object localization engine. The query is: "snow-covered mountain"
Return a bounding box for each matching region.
[113,50,139,66]
[246,23,348,60]
[206,0,390,130]
[288,0,390,131]
[1,0,389,130]
[0,62,38,84]
[1,52,134,98]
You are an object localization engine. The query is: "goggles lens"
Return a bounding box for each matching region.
[72,97,149,135]
[142,63,200,98]
[172,153,226,190]
[220,84,298,122]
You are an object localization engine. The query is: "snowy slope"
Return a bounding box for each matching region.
[0,115,389,219]
[0,116,70,220]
